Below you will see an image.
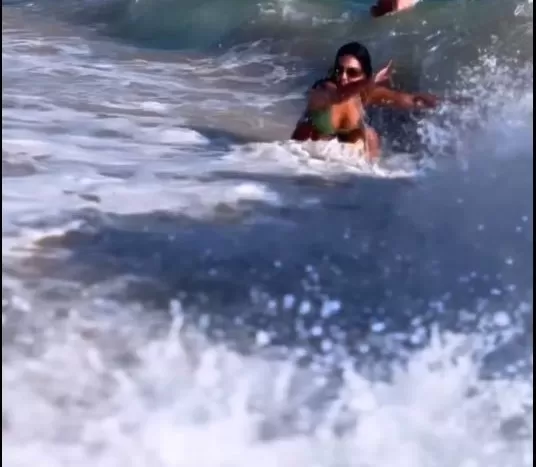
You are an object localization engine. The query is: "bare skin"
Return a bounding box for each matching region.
[291,54,438,160]
[371,0,418,17]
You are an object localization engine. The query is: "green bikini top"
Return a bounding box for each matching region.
[305,79,368,136]
[309,108,338,135]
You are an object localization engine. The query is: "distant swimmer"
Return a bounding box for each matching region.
[370,0,418,17]
[291,41,438,160]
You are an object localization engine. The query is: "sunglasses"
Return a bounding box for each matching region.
[335,65,363,79]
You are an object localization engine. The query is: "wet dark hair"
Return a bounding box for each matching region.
[331,41,373,79]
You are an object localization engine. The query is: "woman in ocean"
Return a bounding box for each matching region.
[291,41,438,159]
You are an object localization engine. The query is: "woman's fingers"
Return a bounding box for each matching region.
[374,60,394,84]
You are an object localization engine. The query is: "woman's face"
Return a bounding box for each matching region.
[334,54,367,86]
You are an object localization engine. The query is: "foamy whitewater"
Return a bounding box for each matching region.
[2,0,533,466]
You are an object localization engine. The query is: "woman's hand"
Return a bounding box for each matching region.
[374,60,394,85]
[413,93,438,109]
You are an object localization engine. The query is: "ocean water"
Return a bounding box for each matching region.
[2,0,533,466]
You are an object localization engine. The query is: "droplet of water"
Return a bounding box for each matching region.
[371,322,386,333]
[299,301,312,315]
[320,300,341,319]
[283,294,295,310]
[256,330,271,347]
[493,311,511,327]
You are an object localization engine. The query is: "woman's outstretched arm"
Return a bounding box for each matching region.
[365,85,438,110]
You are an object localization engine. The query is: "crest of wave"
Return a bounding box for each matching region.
[416,50,532,163]
[2,292,533,467]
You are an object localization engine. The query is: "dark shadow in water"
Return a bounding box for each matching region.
[187,125,279,146]
[12,166,532,369]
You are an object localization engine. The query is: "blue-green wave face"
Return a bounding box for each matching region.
[34,0,528,98]
[30,0,529,94]
[44,0,532,58]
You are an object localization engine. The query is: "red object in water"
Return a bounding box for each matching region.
[371,0,416,17]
